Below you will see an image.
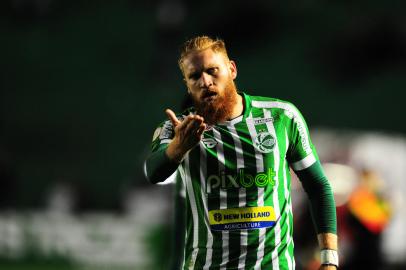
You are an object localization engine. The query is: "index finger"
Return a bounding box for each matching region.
[165,108,181,127]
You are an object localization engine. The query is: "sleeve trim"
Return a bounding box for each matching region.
[291,153,316,171]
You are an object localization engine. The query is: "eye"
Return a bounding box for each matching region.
[208,67,219,75]
[188,72,200,80]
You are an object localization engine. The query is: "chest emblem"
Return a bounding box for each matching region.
[254,131,275,153]
[202,137,217,148]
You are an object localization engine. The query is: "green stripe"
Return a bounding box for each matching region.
[183,182,195,268]
[232,120,258,270]
[252,107,280,269]
[218,128,241,270]
[242,108,264,269]
[275,112,292,269]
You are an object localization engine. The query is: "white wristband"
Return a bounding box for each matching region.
[320,249,339,267]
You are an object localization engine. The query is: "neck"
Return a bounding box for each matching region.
[228,94,244,120]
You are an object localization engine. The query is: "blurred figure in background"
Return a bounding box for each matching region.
[297,166,392,270]
[341,169,391,270]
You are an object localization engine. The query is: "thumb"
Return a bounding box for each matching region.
[165,108,181,127]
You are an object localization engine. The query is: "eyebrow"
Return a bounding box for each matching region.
[186,64,219,79]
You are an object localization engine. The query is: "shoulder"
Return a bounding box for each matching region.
[247,94,299,112]
[244,94,308,124]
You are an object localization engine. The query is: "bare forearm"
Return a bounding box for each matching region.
[318,233,338,269]
[318,232,337,250]
[166,139,189,163]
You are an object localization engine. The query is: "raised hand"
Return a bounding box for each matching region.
[165,108,206,163]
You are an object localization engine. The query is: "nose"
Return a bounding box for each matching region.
[200,72,213,88]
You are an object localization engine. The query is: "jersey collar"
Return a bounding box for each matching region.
[217,92,251,126]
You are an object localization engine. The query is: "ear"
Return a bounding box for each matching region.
[229,60,237,80]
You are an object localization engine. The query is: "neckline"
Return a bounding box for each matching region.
[217,92,251,126]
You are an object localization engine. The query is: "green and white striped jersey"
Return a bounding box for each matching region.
[151,93,320,270]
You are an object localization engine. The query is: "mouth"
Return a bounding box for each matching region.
[202,91,218,101]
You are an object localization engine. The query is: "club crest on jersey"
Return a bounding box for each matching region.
[202,137,217,148]
[254,131,275,153]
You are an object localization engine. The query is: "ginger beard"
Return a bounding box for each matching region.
[192,79,238,126]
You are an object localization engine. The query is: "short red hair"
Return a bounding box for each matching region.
[178,36,230,76]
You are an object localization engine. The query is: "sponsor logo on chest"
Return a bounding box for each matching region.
[209,206,277,231]
[206,168,276,194]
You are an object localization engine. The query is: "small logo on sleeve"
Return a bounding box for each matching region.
[159,121,174,140]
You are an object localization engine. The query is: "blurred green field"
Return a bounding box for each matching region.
[0,261,139,270]
[0,261,75,270]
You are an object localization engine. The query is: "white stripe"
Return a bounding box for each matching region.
[199,143,214,270]
[160,139,172,144]
[251,100,291,109]
[246,112,266,270]
[213,129,229,270]
[251,101,312,155]
[291,153,316,171]
[227,124,248,269]
[264,109,280,270]
[178,166,187,270]
[246,112,265,172]
[184,156,200,269]
[284,129,294,270]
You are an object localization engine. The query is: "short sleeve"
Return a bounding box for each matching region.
[285,103,319,172]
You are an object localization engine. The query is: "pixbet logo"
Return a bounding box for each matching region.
[206,168,276,194]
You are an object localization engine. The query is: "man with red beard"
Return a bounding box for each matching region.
[144,36,338,270]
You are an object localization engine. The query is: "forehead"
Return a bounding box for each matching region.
[182,49,228,74]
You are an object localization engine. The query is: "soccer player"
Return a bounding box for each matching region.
[144,36,338,270]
